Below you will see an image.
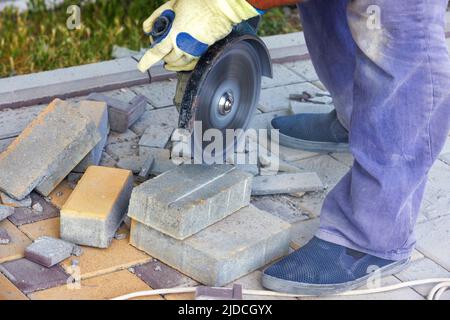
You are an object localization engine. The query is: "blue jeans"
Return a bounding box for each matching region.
[298,0,450,260]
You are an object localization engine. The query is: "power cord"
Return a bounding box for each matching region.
[111,278,450,300]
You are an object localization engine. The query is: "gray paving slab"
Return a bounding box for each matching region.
[421,161,450,220]
[0,137,14,153]
[139,147,178,175]
[139,123,174,149]
[1,192,32,208]
[251,196,310,224]
[25,236,75,268]
[73,100,110,172]
[130,106,179,137]
[128,165,252,239]
[131,80,177,109]
[396,258,450,298]
[0,104,44,140]
[7,192,59,226]
[259,83,328,113]
[133,259,198,289]
[290,101,334,115]
[105,129,139,160]
[416,215,450,271]
[251,172,323,196]
[0,258,69,294]
[0,99,101,199]
[262,64,306,89]
[283,60,320,82]
[0,205,14,222]
[130,205,292,286]
[329,152,354,167]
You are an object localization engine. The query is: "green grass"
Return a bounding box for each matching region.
[0,0,300,78]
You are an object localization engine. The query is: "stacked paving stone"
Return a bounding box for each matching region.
[128,164,292,286]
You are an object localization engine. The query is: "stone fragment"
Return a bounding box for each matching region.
[252,172,323,196]
[25,236,75,267]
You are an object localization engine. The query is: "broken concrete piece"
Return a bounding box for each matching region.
[0,99,101,200]
[116,155,149,174]
[1,192,32,208]
[128,165,252,240]
[251,172,324,196]
[73,100,110,173]
[130,205,292,286]
[87,93,146,133]
[71,245,83,257]
[138,153,155,181]
[61,166,134,248]
[25,236,75,267]
[0,204,15,221]
[0,228,11,244]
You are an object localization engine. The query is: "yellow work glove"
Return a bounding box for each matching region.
[137,0,260,73]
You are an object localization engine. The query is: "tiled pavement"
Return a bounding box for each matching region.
[1,37,449,301]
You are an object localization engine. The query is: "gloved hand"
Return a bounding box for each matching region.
[137,0,260,73]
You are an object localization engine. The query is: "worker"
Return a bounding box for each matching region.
[138,0,450,295]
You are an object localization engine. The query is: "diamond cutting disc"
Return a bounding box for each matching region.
[191,40,263,161]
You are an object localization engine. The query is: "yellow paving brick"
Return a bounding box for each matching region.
[19,217,60,240]
[62,166,132,219]
[48,179,73,209]
[61,166,134,248]
[0,219,32,263]
[0,273,28,300]
[29,270,162,300]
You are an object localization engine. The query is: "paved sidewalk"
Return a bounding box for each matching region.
[0,33,449,300]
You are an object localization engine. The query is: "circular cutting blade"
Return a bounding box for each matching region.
[192,41,263,161]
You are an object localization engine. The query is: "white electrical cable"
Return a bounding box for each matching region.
[111,278,450,301]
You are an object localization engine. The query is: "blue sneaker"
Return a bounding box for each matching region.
[270,110,349,153]
[262,237,410,296]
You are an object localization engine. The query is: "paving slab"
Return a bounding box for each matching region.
[140,147,178,175]
[61,166,134,248]
[290,101,334,115]
[0,258,69,294]
[131,80,177,109]
[0,220,32,263]
[0,137,14,153]
[19,217,60,240]
[0,104,44,140]
[415,215,450,271]
[248,110,290,130]
[330,152,354,167]
[130,106,179,136]
[133,259,198,289]
[251,172,323,196]
[251,196,310,225]
[8,192,59,226]
[259,83,327,113]
[313,276,423,300]
[87,92,146,133]
[25,236,75,268]
[117,154,153,174]
[73,100,110,172]
[262,64,306,89]
[0,99,101,199]
[227,271,296,300]
[0,204,14,221]
[128,165,252,240]
[421,161,450,220]
[139,123,174,149]
[283,60,320,82]
[396,258,450,299]
[29,270,161,300]
[106,129,140,160]
[130,205,292,286]
[0,273,28,300]
[99,151,117,168]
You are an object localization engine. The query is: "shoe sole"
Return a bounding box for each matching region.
[261,258,410,297]
[268,123,350,153]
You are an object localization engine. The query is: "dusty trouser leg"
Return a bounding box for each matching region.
[316,0,450,260]
[298,0,356,129]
